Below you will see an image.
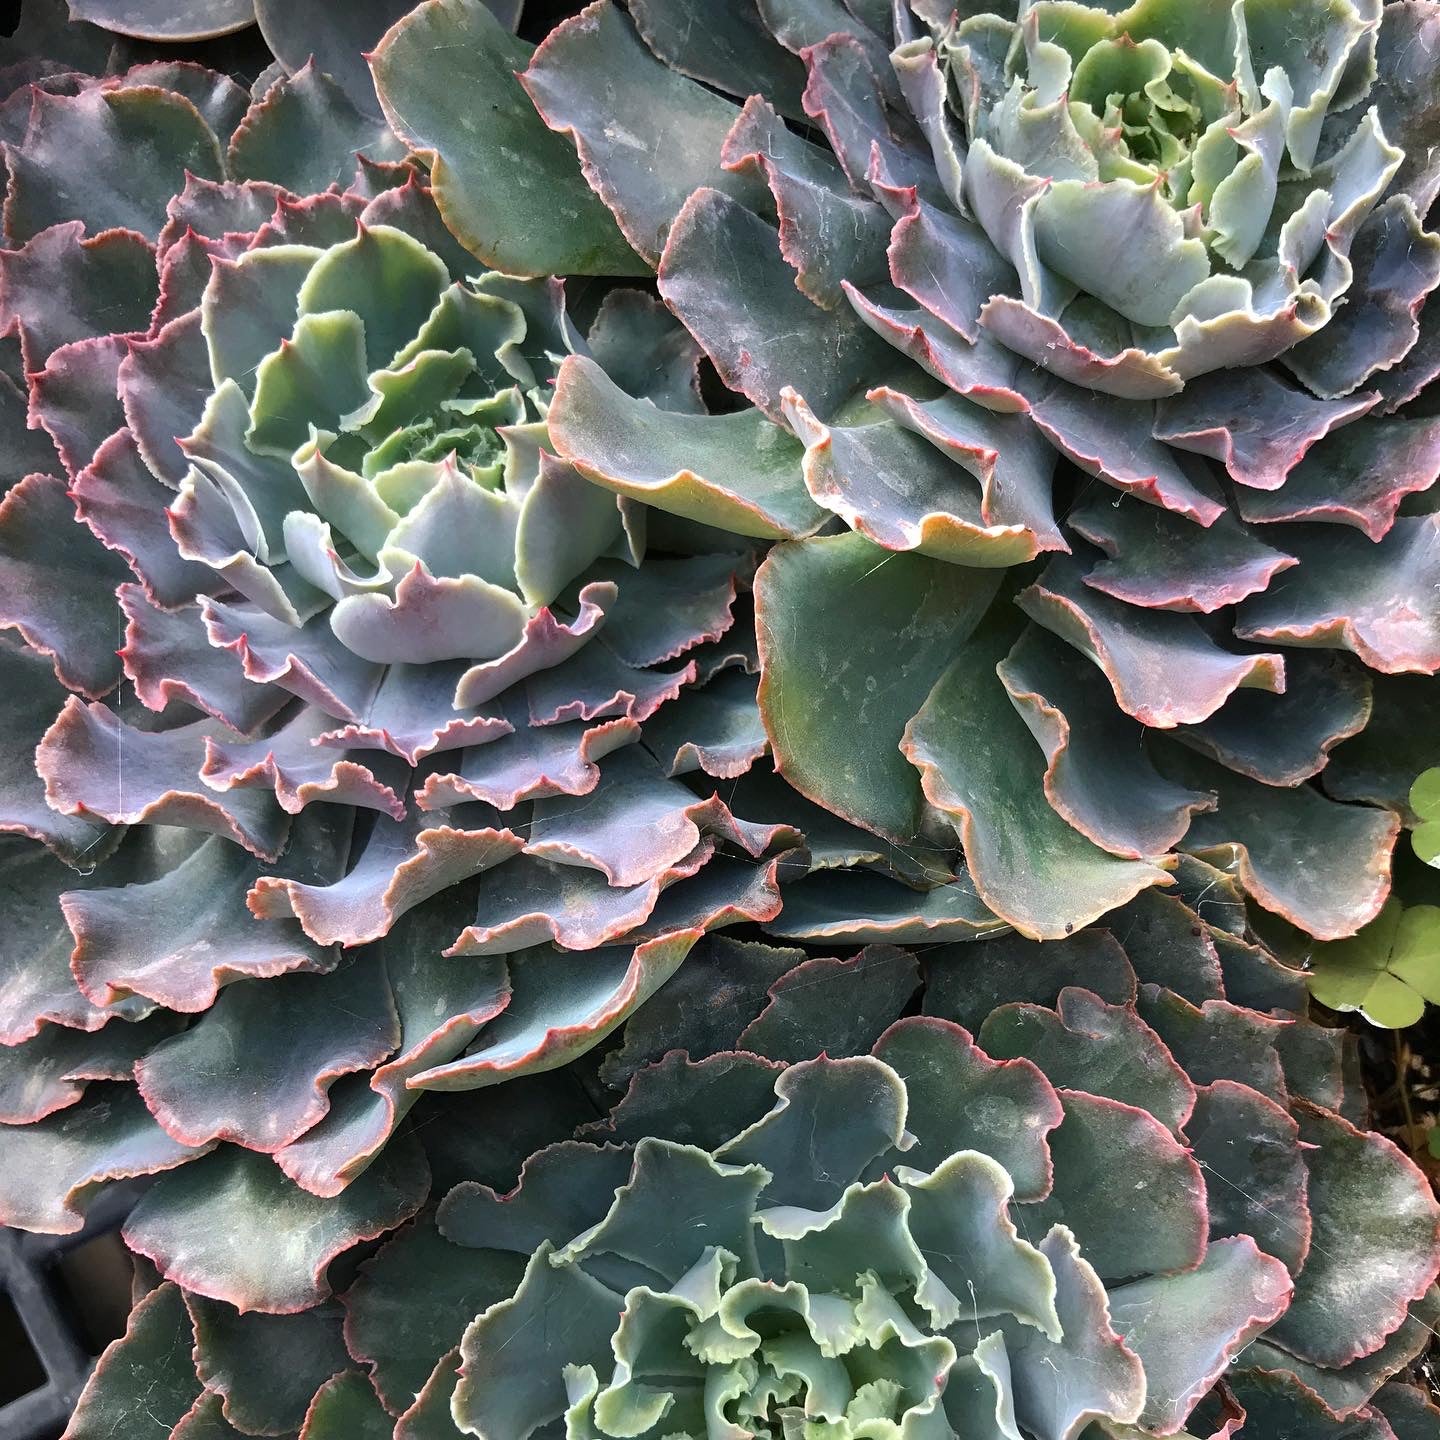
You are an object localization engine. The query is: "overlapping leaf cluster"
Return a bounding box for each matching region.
[63,887,1440,1438]
[0,0,811,1308]
[0,2,1439,1437]
[421,0,1440,946]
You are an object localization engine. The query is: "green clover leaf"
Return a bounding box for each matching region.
[1308,899,1440,1028]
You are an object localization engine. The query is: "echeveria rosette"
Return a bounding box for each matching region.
[68,895,1440,1437]
[462,0,1440,944]
[0,17,806,1313]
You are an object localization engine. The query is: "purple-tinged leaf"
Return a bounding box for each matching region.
[1324,673,1440,813]
[1238,515,1440,674]
[584,554,742,668]
[583,287,704,413]
[1187,1080,1312,1275]
[3,82,222,241]
[1175,650,1372,787]
[997,624,1215,859]
[1109,1236,1293,1435]
[1267,1296,1440,1416]
[118,311,212,488]
[27,334,127,477]
[445,576,607,707]
[0,838,149,1042]
[782,390,1043,565]
[721,94,890,309]
[764,869,1006,944]
[1157,740,1399,940]
[72,430,219,610]
[68,0,253,40]
[188,1295,351,1438]
[1288,197,1440,399]
[417,712,638,813]
[0,472,129,697]
[251,189,367,249]
[38,702,292,861]
[658,187,894,422]
[845,285,1032,411]
[1376,1381,1440,1440]
[1070,492,1296,613]
[1214,930,1310,1016]
[979,292,1184,400]
[0,351,61,492]
[1020,556,1285,727]
[799,32,924,195]
[1023,379,1227,525]
[249,799,522,947]
[329,562,526,667]
[868,383,1063,548]
[203,706,407,819]
[629,0,807,118]
[980,986,1197,1135]
[1270,1103,1440,1367]
[1233,415,1440,541]
[614,849,790,943]
[906,626,1172,938]
[119,585,286,735]
[756,533,1001,843]
[253,0,415,115]
[720,762,952,884]
[0,220,155,372]
[135,948,399,1152]
[924,930,1136,1034]
[1369,1,1440,216]
[274,901,510,1196]
[442,846,707,956]
[598,933,804,1086]
[521,1,761,267]
[124,1133,428,1313]
[888,197,1018,345]
[370,0,644,276]
[1137,987,1290,1105]
[592,1050,783,1150]
[641,666,767,780]
[149,229,242,335]
[549,355,821,540]
[1000,1226,1146,1438]
[739,944,919,1063]
[227,59,397,196]
[60,1282,201,1440]
[523,640,694,728]
[156,173,288,252]
[202,596,384,722]
[1372,293,1440,415]
[1169,853,1249,937]
[345,1219,524,1420]
[876,1016,1062,1201]
[1153,366,1378,491]
[356,173,481,285]
[525,746,794,887]
[410,932,698,1090]
[395,1349,464,1439]
[0,1011,181,1124]
[66,823,343,1013]
[312,663,512,768]
[0,1083,209,1233]
[1026,1090,1208,1281]
[1109,887,1226,1006]
[1226,1371,1394,1440]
